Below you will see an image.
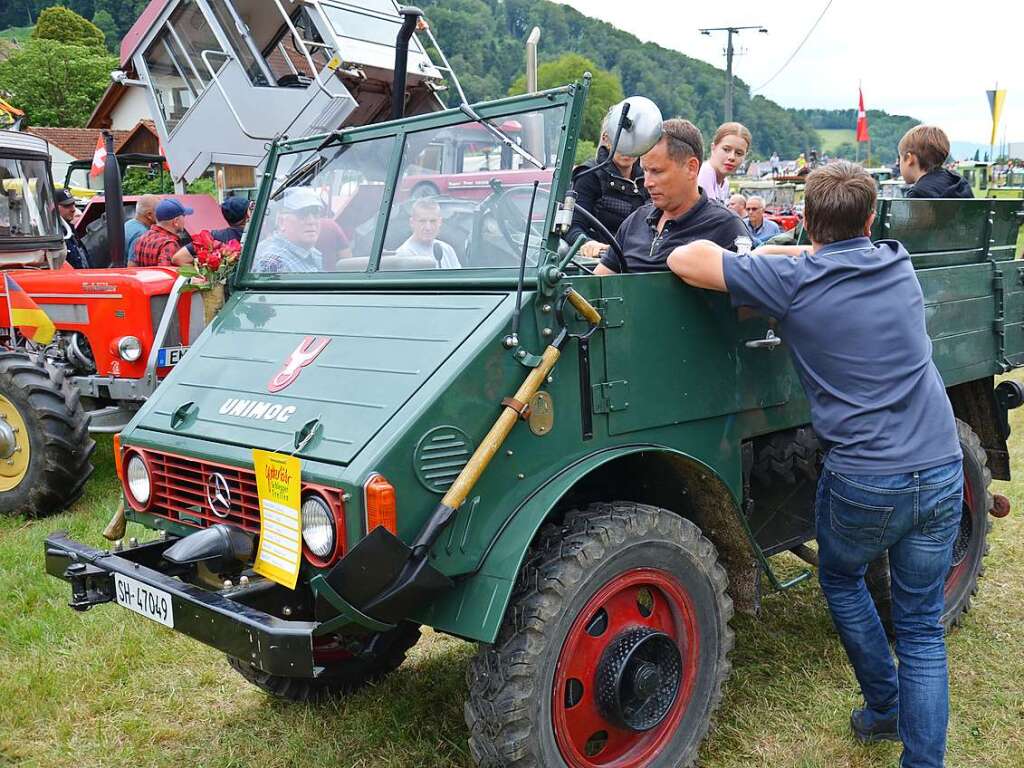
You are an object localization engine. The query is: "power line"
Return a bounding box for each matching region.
[752,0,833,93]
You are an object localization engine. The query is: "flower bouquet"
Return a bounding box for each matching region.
[178,231,242,323]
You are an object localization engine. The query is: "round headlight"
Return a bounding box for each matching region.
[117,336,143,362]
[301,495,335,559]
[125,454,151,506]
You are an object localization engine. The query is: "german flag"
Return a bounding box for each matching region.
[4,274,55,345]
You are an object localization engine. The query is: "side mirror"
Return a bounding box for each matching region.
[606,96,663,157]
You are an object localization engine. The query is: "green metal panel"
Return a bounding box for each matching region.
[597,272,800,435]
[131,291,506,466]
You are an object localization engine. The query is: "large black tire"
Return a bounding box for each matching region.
[226,621,421,703]
[752,426,821,486]
[868,419,992,634]
[0,352,94,517]
[465,502,734,768]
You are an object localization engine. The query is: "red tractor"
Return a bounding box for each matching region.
[0,130,210,517]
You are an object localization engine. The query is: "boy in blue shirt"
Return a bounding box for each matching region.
[667,161,962,768]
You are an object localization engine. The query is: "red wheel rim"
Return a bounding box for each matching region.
[552,568,699,767]
[944,475,974,601]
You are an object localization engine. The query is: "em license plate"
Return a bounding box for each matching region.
[114,573,174,628]
[156,346,186,367]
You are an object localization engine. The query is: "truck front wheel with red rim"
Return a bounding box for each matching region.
[465,502,734,768]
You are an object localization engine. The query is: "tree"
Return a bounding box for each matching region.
[33,6,105,51]
[91,9,119,53]
[0,38,117,127]
[509,53,623,143]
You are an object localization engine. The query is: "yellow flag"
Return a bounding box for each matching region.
[252,449,303,589]
[987,89,1007,146]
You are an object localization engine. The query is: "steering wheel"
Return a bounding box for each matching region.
[571,203,628,273]
[468,183,548,267]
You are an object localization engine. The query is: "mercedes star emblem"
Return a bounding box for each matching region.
[207,472,232,518]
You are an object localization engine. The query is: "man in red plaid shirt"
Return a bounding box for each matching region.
[133,199,194,267]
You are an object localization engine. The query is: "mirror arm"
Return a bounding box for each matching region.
[571,101,631,186]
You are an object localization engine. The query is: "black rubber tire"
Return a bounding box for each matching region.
[0,351,94,517]
[465,502,734,768]
[410,181,441,199]
[226,621,421,703]
[868,419,992,635]
[752,426,821,486]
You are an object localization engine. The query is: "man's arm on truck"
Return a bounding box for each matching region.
[666,240,726,291]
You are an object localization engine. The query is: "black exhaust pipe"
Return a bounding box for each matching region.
[391,6,422,120]
[102,131,126,268]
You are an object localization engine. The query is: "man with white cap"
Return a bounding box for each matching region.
[253,187,324,273]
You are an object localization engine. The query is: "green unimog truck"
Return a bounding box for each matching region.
[45,81,1024,768]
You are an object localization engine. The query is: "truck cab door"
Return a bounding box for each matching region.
[595,272,799,437]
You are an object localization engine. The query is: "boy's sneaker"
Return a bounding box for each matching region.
[850,707,900,743]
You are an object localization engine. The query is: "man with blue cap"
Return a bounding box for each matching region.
[253,187,323,273]
[212,196,250,244]
[133,198,194,267]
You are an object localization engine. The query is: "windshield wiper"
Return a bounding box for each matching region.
[457,104,546,171]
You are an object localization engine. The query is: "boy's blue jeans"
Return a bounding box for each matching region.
[815,459,964,768]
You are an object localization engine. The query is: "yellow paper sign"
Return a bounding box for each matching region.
[252,449,303,589]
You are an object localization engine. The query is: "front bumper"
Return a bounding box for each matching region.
[44,531,316,677]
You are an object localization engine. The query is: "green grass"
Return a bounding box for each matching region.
[818,129,856,153]
[0,26,32,43]
[3,407,1024,767]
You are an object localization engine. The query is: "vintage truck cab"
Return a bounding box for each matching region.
[45,82,1024,768]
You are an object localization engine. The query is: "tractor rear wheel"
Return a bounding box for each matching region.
[465,502,733,768]
[226,621,421,703]
[0,351,94,517]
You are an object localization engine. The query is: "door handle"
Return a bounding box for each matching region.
[745,329,783,350]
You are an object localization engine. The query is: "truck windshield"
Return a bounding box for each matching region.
[247,103,566,276]
[0,156,60,241]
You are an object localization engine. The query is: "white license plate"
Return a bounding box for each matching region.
[113,573,174,628]
[157,346,187,367]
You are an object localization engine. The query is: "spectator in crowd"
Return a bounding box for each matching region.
[395,198,460,268]
[595,119,749,274]
[728,193,747,217]
[54,189,89,269]
[133,198,194,267]
[770,151,781,175]
[172,195,252,264]
[745,195,782,244]
[899,126,973,198]
[253,188,324,273]
[697,122,752,205]
[667,160,963,768]
[567,108,649,259]
[124,194,159,265]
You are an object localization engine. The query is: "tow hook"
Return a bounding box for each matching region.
[62,560,114,612]
[991,493,1011,518]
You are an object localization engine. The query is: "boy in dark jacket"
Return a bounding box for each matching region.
[899,125,973,198]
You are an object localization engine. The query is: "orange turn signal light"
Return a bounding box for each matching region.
[112,433,124,483]
[364,473,397,535]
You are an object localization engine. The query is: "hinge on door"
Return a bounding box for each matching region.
[989,257,1011,372]
[590,297,624,328]
[592,380,630,413]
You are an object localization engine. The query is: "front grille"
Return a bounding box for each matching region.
[147,451,262,534]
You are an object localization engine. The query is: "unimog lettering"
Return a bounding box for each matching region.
[44,83,1024,768]
[218,398,296,423]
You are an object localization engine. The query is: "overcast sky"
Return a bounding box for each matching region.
[557,0,1021,146]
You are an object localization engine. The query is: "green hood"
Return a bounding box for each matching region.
[135,291,508,465]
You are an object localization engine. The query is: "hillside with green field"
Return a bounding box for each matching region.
[817,128,856,153]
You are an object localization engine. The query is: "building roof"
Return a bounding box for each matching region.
[26,127,132,159]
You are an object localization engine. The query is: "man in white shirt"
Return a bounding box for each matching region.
[395,198,460,268]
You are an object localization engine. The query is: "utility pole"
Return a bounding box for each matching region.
[700,25,767,123]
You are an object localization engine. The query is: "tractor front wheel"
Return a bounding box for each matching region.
[0,352,94,517]
[465,502,734,768]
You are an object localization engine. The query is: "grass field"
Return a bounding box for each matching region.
[2,405,1024,767]
[818,129,857,153]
